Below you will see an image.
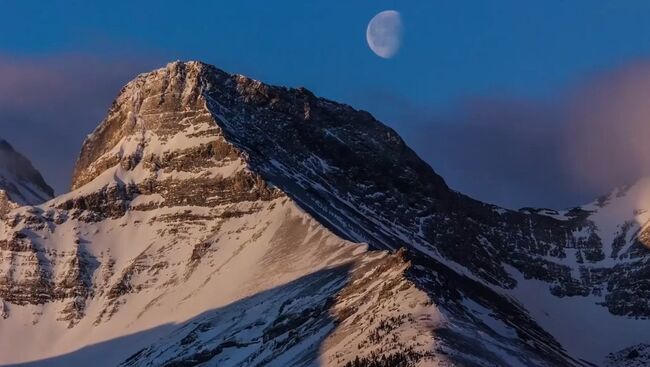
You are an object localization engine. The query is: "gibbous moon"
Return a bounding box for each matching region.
[366,10,403,59]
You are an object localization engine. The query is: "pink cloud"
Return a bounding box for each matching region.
[359,59,650,208]
[565,62,650,193]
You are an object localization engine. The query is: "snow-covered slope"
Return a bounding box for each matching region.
[511,179,650,363]
[1,61,648,366]
[0,139,53,208]
[0,196,440,366]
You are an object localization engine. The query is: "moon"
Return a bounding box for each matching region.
[366,10,403,59]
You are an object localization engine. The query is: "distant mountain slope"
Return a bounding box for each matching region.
[1,61,648,366]
[0,138,53,212]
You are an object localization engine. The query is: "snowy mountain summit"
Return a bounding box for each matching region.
[1,61,650,367]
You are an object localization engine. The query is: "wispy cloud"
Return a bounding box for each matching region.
[565,61,650,196]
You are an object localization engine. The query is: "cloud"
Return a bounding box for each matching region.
[398,96,575,209]
[565,62,650,195]
[0,53,160,193]
[358,60,650,209]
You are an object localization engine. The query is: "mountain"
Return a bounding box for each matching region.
[0,61,649,366]
[0,138,53,214]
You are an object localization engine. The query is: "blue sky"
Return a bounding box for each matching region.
[3,1,650,208]
[6,1,650,102]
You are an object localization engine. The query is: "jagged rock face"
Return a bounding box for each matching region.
[159,62,650,319]
[66,62,277,218]
[71,63,208,190]
[0,139,53,207]
[187,62,650,360]
[1,61,650,366]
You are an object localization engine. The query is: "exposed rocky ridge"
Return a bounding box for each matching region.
[0,138,53,209]
[0,61,649,366]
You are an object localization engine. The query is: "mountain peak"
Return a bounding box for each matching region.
[69,60,450,211]
[70,60,213,189]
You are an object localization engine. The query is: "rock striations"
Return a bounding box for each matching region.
[1,61,650,366]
